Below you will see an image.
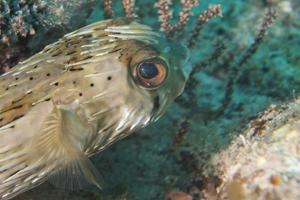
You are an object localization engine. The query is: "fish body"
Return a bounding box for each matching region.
[0,18,188,199]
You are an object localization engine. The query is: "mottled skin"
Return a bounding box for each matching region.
[0,19,188,199]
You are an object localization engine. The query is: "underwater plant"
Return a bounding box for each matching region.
[0,0,96,73]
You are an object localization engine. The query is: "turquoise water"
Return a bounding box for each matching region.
[1,0,299,199]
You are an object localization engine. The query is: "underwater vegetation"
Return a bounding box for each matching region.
[0,0,96,72]
[0,0,299,200]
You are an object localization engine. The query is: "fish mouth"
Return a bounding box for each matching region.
[152,96,160,114]
[149,95,162,122]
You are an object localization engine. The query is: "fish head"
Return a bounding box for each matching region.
[47,18,191,139]
[109,20,190,124]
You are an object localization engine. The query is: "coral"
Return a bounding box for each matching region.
[200,96,300,199]
[0,0,40,41]
[0,0,45,72]
[155,0,199,37]
[102,0,136,19]
[103,0,114,19]
[154,0,173,33]
[0,0,96,71]
[187,4,222,48]
[122,0,136,18]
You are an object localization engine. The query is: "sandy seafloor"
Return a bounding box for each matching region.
[1,0,299,199]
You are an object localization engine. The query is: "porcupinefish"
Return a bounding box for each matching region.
[0,18,189,199]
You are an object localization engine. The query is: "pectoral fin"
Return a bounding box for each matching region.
[48,148,103,190]
[31,102,103,190]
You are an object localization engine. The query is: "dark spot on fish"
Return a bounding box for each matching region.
[12,115,24,121]
[152,96,160,113]
[44,48,51,53]
[29,77,34,80]
[0,118,3,122]
[9,125,15,129]
[15,104,23,110]
[81,34,92,39]
[46,73,51,76]
[90,83,94,87]
[45,98,51,101]
[94,27,105,31]
[34,65,38,69]
[48,47,59,54]
[8,169,22,178]
[15,77,19,80]
[54,82,59,86]
[5,87,9,91]
[66,40,81,47]
[69,67,84,71]
[79,93,83,96]
[66,51,77,55]
[12,98,24,104]
[107,76,112,80]
[51,51,62,57]
[73,81,76,84]
[109,48,122,54]
[82,56,93,61]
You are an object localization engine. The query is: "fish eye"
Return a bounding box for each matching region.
[135,58,168,88]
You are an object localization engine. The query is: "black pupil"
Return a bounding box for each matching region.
[139,62,159,79]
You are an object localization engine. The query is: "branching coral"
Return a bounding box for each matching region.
[155,0,200,37]
[154,0,222,39]
[102,0,222,45]
[103,0,114,19]
[103,0,136,19]
[187,4,222,48]
[122,0,136,18]
[217,8,277,116]
[178,7,277,119]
